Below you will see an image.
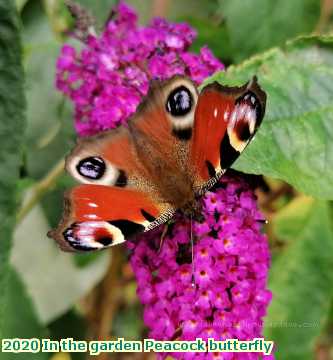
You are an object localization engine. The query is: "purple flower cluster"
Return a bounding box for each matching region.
[129,175,272,359]
[56,1,224,136]
[56,2,273,358]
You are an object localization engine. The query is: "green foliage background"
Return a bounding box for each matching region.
[1,0,333,359]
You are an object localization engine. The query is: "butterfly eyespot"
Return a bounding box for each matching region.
[165,82,197,140]
[166,86,193,117]
[63,221,126,251]
[227,89,264,147]
[238,91,262,122]
[76,156,106,180]
[71,155,127,186]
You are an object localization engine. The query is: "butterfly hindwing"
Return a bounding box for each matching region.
[48,184,174,252]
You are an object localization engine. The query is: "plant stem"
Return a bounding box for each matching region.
[315,0,333,33]
[84,246,125,355]
[16,158,65,225]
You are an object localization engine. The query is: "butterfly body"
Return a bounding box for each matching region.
[127,120,194,210]
[49,75,266,252]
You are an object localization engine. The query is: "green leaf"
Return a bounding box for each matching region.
[1,267,48,360]
[16,0,29,12]
[208,35,333,199]
[264,197,333,359]
[178,16,233,63]
[113,305,144,340]
[0,0,26,337]
[22,0,75,180]
[219,0,320,62]
[48,310,87,360]
[11,201,109,324]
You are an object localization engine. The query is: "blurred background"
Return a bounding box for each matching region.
[1,0,333,359]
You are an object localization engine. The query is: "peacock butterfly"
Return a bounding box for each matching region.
[48,75,266,252]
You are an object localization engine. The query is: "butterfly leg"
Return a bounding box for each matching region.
[157,220,175,253]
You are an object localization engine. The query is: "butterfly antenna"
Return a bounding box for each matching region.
[190,215,196,288]
[157,224,168,253]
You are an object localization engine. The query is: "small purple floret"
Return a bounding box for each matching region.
[56,1,224,136]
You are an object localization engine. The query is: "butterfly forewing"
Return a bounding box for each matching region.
[190,76,266,193]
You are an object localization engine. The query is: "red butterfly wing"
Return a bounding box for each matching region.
[190,77,266,191]
[48,184,173,252]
